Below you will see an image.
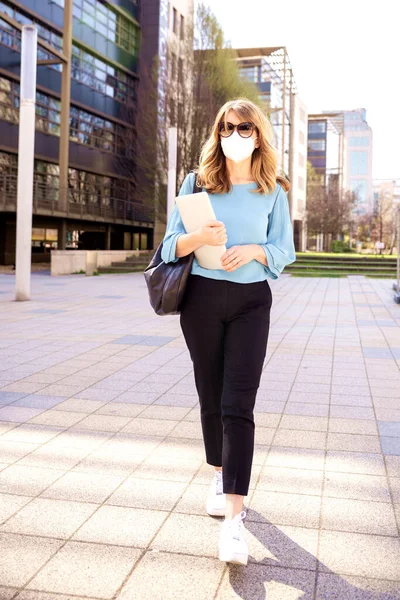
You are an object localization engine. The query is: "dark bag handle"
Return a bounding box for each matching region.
[143,171,202,315]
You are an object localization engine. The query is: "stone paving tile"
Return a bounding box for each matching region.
[0,440,41,464]
[325,451,386,476]
[0,423,64,445]
[0,406,46,422]
[272,429,326,450]
[381,436,400,456]
[284,403,330,417]
[328,418,378,435]
[1,497,98,538]
[216,563,316,600]
[315,572,400,599]
[152,513,222,557]
[326,432,381,453]
[18,445,93,471]
[132,455,201,483]
[107,476,187,511]
[121,417,179,436]
[96,402,148,418]
[154,393,199,407]
[40,471,126,503]
[378,421,400,437]
[318,530,400,581]
[324,471,392,502]
[258,465,324,496]
[390,477,400,503]
[118,552,224,600]
[28,410,88,428]
[321,496,398,536]
[26,541,141,597]
[71,449,145,477]
[0,532,63,588]
[0,465,65,496]
[265,447,326,471]
[248,489,322,528]
[0,586,17,599]
[0,492,33,521]
[71,505,167,548]
[11,394,68,409]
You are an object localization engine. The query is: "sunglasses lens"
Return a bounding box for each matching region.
[237,123,253,138]
[218,122,235,137]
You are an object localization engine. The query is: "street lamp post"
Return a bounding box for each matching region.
[15,25,37,302]
[167,127,178,220]
[394,204,400,304]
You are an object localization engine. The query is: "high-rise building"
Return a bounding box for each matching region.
[140,0,194,247]
[307,112,347,192]
[323,108,373,215]
[345,109,373,215]
[234,46,307,251]
[324,108,374,215]
[0,0,194,266]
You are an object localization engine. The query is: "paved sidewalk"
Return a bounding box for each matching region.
[0,271,399,600]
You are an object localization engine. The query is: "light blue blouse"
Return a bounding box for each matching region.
[161,172,296,283]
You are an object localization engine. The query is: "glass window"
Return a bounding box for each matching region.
[308,121,326,134]
[308,140,326,152]
[350,151,367,176]
[0,76,128,156]
[180,14,184,39]
[348,136,369,147]
[70,44,136,103]
[72,0,138,54]
[350,179,367,203]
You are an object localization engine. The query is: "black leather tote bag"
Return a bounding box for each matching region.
[143,172,202,316]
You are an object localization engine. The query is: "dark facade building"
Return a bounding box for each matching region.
[0,0,157,265]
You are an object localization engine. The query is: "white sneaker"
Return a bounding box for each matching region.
[206,470,226,516]
[218,510,248,565]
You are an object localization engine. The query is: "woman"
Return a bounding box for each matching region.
[161,98,296,565]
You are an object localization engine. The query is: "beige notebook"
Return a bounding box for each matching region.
[175,191,226,270]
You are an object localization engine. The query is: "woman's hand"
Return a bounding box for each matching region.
[221,244,261,272]
[198,220,228,247]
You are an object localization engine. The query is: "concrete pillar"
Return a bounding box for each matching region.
[58,219,67,250]
[106,224,111,250]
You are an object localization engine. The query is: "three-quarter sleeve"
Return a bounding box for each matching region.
[160,172,194,263]
[260,184,296,279]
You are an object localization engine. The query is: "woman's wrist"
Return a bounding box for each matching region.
[250,244,268,266]
[176,230,203,257]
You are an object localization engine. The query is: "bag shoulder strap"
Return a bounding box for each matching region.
[190,170,202,194]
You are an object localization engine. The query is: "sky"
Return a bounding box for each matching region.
[202,0,398,180]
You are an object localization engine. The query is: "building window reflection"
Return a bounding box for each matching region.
[0,77,131,157]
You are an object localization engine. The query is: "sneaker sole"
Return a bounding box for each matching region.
[206,506,226,517]
[219,550,248,566]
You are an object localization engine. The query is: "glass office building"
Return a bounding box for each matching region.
[0,0,153,265]
[323,108,373,215]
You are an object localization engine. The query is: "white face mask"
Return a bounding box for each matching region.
[220,131,255,163]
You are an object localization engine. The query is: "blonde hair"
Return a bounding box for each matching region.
[196,98,290,195]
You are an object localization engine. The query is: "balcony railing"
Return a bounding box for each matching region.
[0,173,153,224]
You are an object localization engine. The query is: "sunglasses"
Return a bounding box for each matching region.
[217,121,255,139]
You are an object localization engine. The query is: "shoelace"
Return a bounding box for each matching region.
[214,470,223,495]
[226,510,247,541]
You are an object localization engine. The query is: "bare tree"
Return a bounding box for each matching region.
[133,2,261,227]
[306,162,356,251]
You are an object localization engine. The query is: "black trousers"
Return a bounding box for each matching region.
[180,274,272,496]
